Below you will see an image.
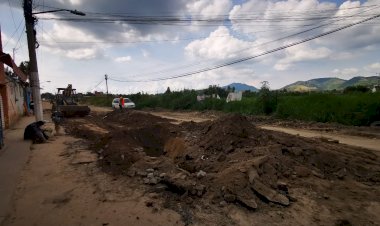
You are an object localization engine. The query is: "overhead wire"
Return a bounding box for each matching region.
[107,13,380,83]
[87,79,105,92]
[7,0,17,28]
[3,20,23,49]
[109,4,380,81]
[30,3,380,84]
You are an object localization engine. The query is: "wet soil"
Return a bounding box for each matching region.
[63,109,380,225]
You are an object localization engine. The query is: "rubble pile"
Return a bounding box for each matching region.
[64,110,380,225]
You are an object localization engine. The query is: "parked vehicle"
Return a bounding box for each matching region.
[112,98,135,109]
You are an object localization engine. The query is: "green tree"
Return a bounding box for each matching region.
[258,81,276,114]
[165,87,171,94]
[19,61,30,75]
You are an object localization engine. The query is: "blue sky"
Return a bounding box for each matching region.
[1,0,379,94]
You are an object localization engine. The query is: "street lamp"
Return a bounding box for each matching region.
[23,0,85,121]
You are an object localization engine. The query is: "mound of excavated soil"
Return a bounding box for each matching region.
[63,110,380,225]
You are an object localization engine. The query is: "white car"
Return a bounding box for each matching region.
[112,98,135,109]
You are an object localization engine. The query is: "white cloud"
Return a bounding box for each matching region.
[187,0,232,17]
[365,62,380,72]
[39,23,108,60]
[114,56,132,63]
[274,43,331,71]
[229,0,336,40]
[65,48,100,60]
[185,26,251,60]
[332,67,359,76]
[142,50,150,58]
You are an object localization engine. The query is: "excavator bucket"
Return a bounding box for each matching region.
[58,105,90,117]
[53,84,91,117]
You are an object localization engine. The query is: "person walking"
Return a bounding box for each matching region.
[119,96,124,110]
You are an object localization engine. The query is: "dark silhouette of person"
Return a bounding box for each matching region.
[24,121,49,143]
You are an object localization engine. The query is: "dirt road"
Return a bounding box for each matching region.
[5,107,380,226]
[62,108,380,225]
[261,126,380,153]
[151,110,380,153]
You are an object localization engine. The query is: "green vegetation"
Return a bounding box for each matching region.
[82,84,380,126]
[276,92,380,126]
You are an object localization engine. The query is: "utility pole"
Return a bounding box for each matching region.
[105,74,109,96]
[12,48,16,62]
[24,0,43,121]
[23,1,85,121]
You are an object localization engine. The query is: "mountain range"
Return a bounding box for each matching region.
[223,82,258,92]
[223,76,379,92]
[282,76,380,92]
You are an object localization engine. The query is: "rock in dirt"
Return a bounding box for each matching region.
[126,168,136,177]
[70,152,97,164]
[250,180,290,206]
[335,168,347,179]
[223,193,236,202]
[236,190,258,209]
[146,168,155,172]
[248,168,260,184]
[294,166,311,178]
[277,181,288,193]
[196,170,207,178]
[149,178,159,185]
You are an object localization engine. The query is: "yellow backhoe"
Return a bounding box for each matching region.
[52,84,90,117]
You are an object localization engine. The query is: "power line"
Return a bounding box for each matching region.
[7,0,17,28]
[38,13,380,26]
[14,25,26,50]
[34,3,379,16]
[3,20,23,48]
[108,13,380,83]
[108,6,380,81]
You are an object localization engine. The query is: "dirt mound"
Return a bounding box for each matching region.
[63,111,380,225]
[103,110,173,127]
[197,114,271,152]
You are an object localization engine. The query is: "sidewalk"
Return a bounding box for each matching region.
[0,116,34,224]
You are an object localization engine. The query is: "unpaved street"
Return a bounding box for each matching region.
[150,110,380,153]
[4,107,380,226]
[261,126,380,153]
[4,127,182,226]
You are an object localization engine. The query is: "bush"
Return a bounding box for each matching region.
[275,93,380,126]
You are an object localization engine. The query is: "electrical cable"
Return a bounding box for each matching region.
[108,13,380,83]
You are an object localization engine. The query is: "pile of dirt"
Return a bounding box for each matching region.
[103,110,174,127]
[63,110,380,225]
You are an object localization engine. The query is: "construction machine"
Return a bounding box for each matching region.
[52,84,90,117]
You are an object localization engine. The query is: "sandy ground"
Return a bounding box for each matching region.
[4,106,380,226]
[261,126,380,153]
[4,105,182,226]
[4,135,182,226]
[150,111,380,153]
[63,108,380,225]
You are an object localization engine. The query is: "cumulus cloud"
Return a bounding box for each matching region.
[186,0,232,17]
[365,62,380,72]
[227,0,380,71]
[114,56,132,63]
[185,26,251,60]
[275,43,331,70]
[332,67,359,77]
[39,23,107,60]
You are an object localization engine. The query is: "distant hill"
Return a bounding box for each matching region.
[223,83,258,92]
[283,76,380,91]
